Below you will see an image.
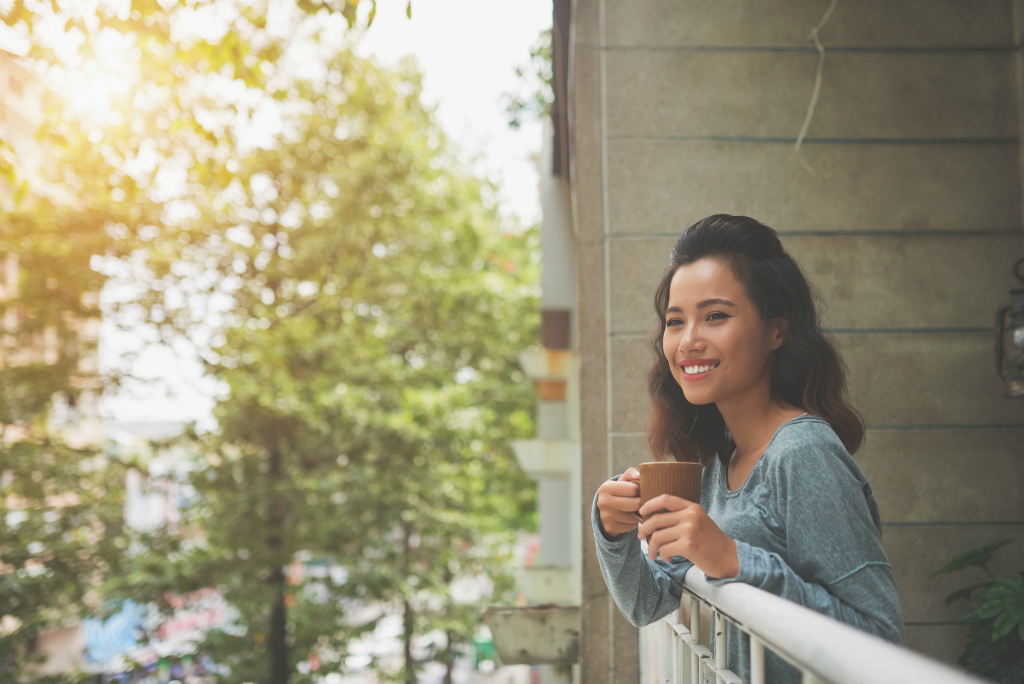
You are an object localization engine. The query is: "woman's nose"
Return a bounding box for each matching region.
[678,321,698,350]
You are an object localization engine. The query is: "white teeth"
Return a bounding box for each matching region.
[683,363,718,375]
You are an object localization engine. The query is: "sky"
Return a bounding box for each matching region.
[97,0,553,429]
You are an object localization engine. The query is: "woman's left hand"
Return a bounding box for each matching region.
[638,495,740,580]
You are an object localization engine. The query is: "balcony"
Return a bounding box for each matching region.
[642,567,989,684]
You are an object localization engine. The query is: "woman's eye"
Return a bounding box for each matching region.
[667,313,728,326]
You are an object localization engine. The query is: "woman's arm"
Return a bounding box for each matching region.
[592,475,694,628]
[708,540,905,645]
[708,430,905,645]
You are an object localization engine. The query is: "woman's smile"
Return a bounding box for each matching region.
[680,358,720,381]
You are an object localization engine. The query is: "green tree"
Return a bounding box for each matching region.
[503,27,553,130]
[0,0,395,677]
[2,2,536,681]
[0,176,143,681]
[105,46,539,683]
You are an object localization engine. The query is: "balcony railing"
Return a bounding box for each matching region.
[640,566,990,684]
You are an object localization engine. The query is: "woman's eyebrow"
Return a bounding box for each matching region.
[666,298,738,313]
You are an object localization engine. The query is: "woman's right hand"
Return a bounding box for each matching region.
[597,467,642,538]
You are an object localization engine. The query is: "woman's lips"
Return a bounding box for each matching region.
[680,363,718,382]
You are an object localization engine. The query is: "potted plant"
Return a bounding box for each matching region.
[930,539,1024,683]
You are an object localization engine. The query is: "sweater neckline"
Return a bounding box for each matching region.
[718,412,816,497]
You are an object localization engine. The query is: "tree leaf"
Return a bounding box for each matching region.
[406,0,411,19]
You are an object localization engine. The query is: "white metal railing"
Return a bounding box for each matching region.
[640,566,990,684]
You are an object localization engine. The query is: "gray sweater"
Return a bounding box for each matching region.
[591,414,905,684]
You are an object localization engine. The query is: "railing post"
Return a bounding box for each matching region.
[750,634,765,684]
[690,595,700,684]
[802,671,823,684]
[715,610,727,684]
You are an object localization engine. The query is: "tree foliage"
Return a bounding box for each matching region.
[2,2,539,682]
[502,27,553,130]
[118,48,540,682]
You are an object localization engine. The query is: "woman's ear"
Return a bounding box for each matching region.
[771,312,791,350]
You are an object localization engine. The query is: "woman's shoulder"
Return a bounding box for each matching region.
[764,415,885,535]
[764,415,865,483]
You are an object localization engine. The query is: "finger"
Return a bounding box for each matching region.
[614,512,642,528]
[639,493,693,516]
[636,509,678,539]
[647,530,667,562]
[647,528,681,563]
[615,495,640,513]
[646,528,662,561]
[622,467,640,481]
[607,481,640,499]
[608,477,640,493]
[659,541,683,564]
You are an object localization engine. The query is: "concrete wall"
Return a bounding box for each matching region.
[570,1,1024,681]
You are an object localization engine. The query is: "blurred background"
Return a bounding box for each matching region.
[6,1,1024,684]
[0,1,574,682]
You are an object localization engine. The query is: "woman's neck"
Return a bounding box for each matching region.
[717,389,803,460]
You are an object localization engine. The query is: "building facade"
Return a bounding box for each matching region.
[557,1,1024,681]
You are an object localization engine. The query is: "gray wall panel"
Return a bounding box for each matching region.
[885,525,1024,622]
[609,234,1024,334]
[857,429,1024,523]
[606,0,1015,49]
[606,52,1016,140]
[607,141,1022,237]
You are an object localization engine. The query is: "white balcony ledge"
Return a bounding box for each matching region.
[645,566,990,684]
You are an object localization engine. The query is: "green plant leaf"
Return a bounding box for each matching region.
[974,578,1024,641]
[406,0,411,18]
[990,608,1023,642]
[977,600,1004,619]
[987,577,1024,600]
[945,582,994,606]
[929,539,1015,578]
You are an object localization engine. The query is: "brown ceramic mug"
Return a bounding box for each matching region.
[636,462,703,545]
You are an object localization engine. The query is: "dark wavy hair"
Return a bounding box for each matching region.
[645,214,865,469]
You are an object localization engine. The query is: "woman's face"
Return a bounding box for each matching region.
[661,257,784,406]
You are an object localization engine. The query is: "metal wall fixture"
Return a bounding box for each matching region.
[995,257,1024,398]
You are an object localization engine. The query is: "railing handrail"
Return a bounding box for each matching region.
[682,566,990,684]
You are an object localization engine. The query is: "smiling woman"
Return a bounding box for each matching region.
[592,214,906,684]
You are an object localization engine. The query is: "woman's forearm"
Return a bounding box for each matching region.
[708,539,905,645]
[592,485,693,628]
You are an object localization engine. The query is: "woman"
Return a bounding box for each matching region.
[592,214,905,683]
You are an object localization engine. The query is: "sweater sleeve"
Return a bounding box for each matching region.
[591,474,694,628]
[706,433,906,646]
